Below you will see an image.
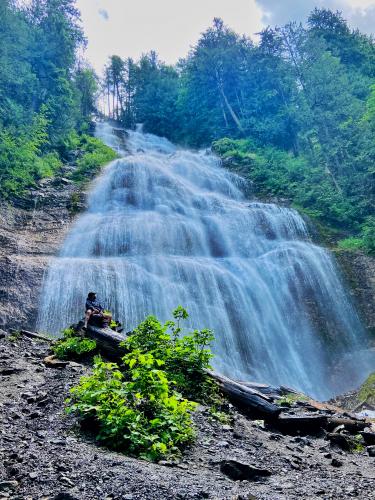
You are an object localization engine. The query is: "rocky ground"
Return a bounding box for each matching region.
[1,333,375,500]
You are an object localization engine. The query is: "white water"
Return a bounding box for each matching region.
[37,122,373,400]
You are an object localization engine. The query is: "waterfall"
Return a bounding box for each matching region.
[37,122,373,400]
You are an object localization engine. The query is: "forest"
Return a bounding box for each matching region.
[103,12,375,253]
[0,1,374,252]
[0,0,115,199]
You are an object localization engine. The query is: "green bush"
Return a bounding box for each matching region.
[124,306,215,402]
[70,134,118,183]
[337,237,364,252]
[66,307,216,461]
[52,327,97,360]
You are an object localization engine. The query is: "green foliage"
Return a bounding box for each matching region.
[0,111,61,197]
[124,307,215,402]
[337,238,364,252]
[70,134,118,183]
[67,355,196,461]
[0,0,101,202]
[276,392,309,407]
[358,372,375,405]
[52,327,96,360]
[67,308,216,461]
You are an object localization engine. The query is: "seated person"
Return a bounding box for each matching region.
[84,291,112,329]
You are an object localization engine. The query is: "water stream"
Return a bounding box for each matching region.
[37,122,373,399]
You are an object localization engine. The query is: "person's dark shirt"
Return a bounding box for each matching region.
[85,299,103,313]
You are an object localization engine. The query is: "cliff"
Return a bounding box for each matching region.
[0,174,86,331]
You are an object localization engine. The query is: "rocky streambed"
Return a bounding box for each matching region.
[1,332,375,500]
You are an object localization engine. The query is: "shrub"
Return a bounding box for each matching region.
[66,308,217,460]
[70,134,118,183]
[52,327,97,360]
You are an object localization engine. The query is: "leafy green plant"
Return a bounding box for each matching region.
[53,327,96,360]
[67,308,217,461]
[70,135,118,184]
[124,307,215,402]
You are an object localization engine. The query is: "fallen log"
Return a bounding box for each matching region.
[327,417,367,433]
[274,414,328,435]
[10,328,52,342]
[85,324,126,357]
[207,370,281,418]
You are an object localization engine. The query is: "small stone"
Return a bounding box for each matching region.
[28,472,38,479]
[217,440,229,448]
[43,355,68,368]
[331,458,343,467]
[222,425,232,431]
[324,453,332,459]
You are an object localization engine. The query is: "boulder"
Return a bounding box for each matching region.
[220,459,271,481]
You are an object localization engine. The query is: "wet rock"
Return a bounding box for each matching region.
[367,446,375,457]
[220,459,272,481]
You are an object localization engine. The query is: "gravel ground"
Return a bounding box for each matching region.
[1,334,374,500]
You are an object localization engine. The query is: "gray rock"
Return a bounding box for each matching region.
[331,458,343,467]
[0,481,19,491]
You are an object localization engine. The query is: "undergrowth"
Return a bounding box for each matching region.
[52,327,97,360]
[66,307,218,461]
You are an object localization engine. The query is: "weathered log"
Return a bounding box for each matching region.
[10,328,52,342]
[275,414,328,435]
[327,417,367,434]
[207,370,281,418]
[85,324,127,357]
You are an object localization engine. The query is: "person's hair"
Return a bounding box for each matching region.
[87,292,96,299]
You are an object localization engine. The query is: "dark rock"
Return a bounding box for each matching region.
[327,432,355,451]
[53,493,79,500]
[220,459,272,481]
[0,481,19,491]
[0,329,6,339]
[361,432,375,446]
[331,458,343,467]
[367,446,375,457]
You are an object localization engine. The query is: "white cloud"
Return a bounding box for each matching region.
[98,8,109,21]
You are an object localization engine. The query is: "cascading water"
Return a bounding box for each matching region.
[37,122,373,400]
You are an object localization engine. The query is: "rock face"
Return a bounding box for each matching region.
[0,177,85,331]
[335,249,375,337]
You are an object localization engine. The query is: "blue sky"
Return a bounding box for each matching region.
[76,0,375,72]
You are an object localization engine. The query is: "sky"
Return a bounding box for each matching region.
[76,0,375,73]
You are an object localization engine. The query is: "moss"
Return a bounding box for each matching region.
[358,372,375,405]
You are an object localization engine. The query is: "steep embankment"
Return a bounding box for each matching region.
[0,176,86,330]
